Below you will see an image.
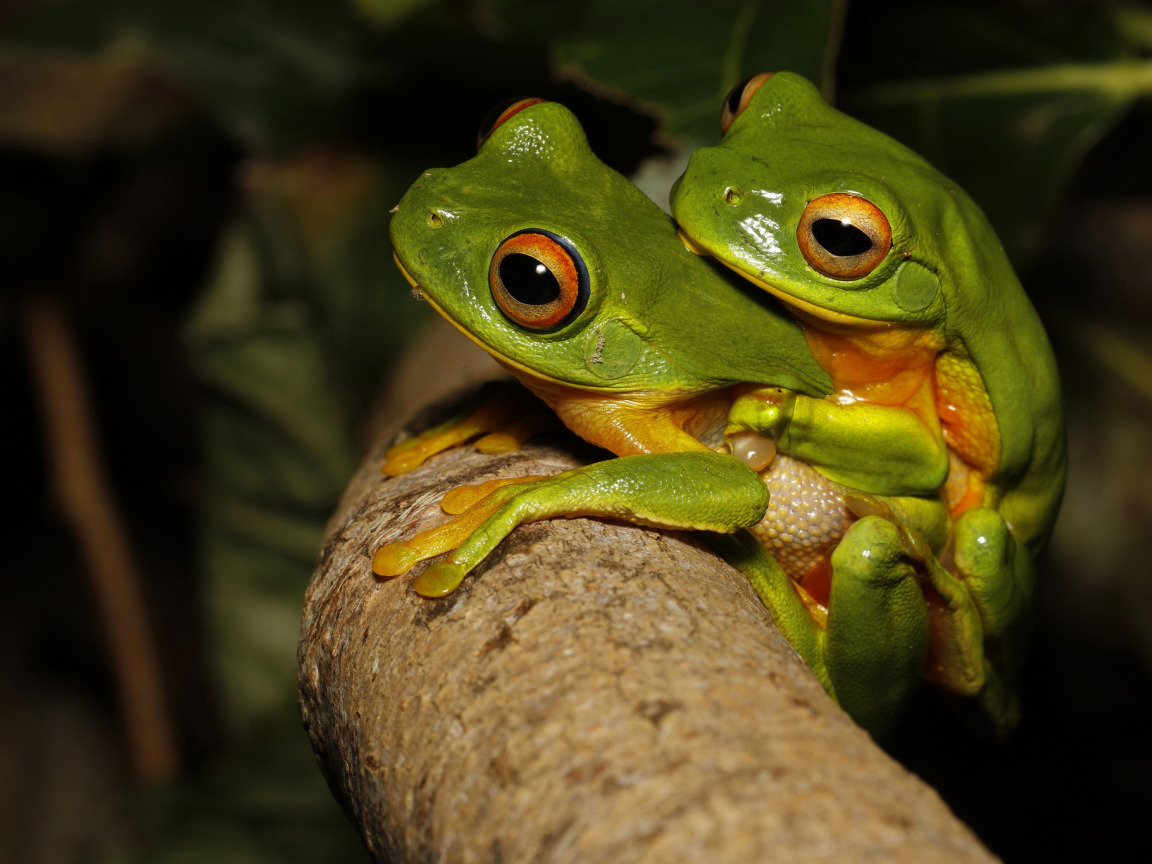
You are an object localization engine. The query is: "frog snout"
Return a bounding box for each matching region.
[671,149,740,220]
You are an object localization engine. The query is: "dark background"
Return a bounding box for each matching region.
[2,0,1150,860]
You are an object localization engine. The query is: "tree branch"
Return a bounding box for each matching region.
[298,321,997,863]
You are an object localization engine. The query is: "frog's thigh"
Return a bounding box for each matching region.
[824,515,930,737]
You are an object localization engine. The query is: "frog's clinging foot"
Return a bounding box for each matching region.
[823,514,933,737]
[372,543,420,578]
[440,475,548,514]
[474,410,558,454]
[382,386,555,475]
[414,561,469,597]
[953,507,1031,640]
[729,513,933,739]
[373,485,522,578]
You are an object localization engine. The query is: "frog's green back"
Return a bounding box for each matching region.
[673,73,1065,550]
[390,100,832,400]
[938,191,1065,548]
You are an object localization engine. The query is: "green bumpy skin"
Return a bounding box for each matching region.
[671,71,1067,733]
[384,98,961,737]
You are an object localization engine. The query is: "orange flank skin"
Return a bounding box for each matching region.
[799,319,940,415]
[798,556,833,611]
[502,367,733,458]
[935,352,1002,498]
[800,320,1001,517]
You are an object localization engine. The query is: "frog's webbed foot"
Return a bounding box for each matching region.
[376,452,771,599]
[842,491,992,699]
[372,473,550,595]
[949,507,1035,736]
[382,384,558,475]
[873,504,1032,736]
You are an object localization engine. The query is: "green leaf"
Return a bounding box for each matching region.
[182,144,427,729]
[554,0,840,144]
[840,4,1147,264]
[6,0,371,152]
[184,222,359,728]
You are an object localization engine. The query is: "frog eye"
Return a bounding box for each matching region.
[477,98,547,148]
[490,229,589,331]
[797,193,892,280]
[720,72,774,134]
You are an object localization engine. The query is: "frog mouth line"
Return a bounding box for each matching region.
[676,229,895,332]
[391,252,533,377]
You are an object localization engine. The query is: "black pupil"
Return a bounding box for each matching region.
[812,218,873,257]
[726,76,755,115]
[500,254,560,305]
[478,98,521,144]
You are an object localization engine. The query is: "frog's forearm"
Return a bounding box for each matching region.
[379,451,775,597]
[777,396,950,497]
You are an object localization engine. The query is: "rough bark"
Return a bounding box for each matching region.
[298,321,998,864]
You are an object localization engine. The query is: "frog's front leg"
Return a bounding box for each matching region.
[375,452,771,597]
[726,386,950,497]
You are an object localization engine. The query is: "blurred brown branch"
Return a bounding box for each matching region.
[23,297,178,783]
[299,322,998,863]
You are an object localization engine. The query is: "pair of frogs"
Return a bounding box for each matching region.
[374,72,1066,738]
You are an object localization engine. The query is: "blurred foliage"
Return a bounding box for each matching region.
[554,0,838,139]
[2,0,1151,861]
[841,3,1150,260]
[134,709,368,863]
[183,146,413,730]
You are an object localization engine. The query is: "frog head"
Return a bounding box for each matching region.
[390,99,833,411]
[671,71,1011,338]
[672,71,1066,561]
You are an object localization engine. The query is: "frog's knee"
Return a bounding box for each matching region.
[953,507,1013,582]
[831,515,913,589]
[953,506,1034,647]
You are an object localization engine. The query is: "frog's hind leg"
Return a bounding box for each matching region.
[950,507,1035,737]
[722,515,931,738]
[822,515,932,738]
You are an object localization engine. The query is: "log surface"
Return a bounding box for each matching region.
[298,322,998,863]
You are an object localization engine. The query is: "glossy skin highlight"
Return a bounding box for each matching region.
[380,100,966,737]
[671,71,1067,730]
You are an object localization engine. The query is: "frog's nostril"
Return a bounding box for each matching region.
[724,187,744,206]
[428,211,444,228]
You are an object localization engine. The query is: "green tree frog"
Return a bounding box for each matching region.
[671,72,1067,727]
[377,98,963,736]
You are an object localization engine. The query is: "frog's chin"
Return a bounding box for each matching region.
[675,231,894,333]
[735,269,896,333]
